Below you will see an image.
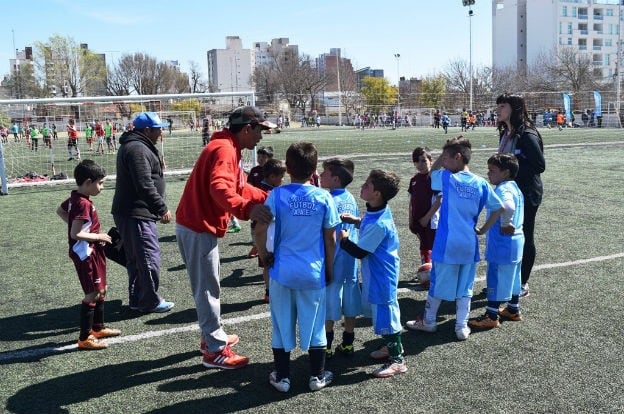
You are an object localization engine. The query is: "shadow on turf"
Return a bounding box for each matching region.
[0,299,144,343]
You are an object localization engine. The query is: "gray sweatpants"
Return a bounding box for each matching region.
[176,223,229,352]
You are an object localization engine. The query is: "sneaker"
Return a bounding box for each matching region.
[202,345,249,369]
[520,283,530,297]
[263,293,270,303]
[455,327,471,341]
[309,370,333,391]
[499,307,523,321]
[269,371,291,393]
[372,360,408,378]
[247,246,258,258]
[227,224,241,233]
[325,348,334,359]
[77,335,108,350]
[468,314,501,329]
[141,300,174,313]
[369,345,389,360]
[200,334,240,355]
[90,327,121,339]
[405,319,437,333]
[335,343,354,356]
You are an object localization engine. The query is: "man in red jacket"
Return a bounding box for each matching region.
[176,106,275,370]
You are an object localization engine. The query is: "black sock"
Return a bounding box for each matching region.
[308,346,326,378]
[272,348,290,380]
[342,331,355,346]
[79,302,95,341]
[326,330,334,349]
[93,300,105,331]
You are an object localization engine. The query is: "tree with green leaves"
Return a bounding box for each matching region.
[360,77,396,114]
[418,75,446,109]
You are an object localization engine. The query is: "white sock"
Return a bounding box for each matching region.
[455,297,471,330]
[424,295,442,326]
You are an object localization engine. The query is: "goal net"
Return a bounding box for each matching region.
[0,92,255,190]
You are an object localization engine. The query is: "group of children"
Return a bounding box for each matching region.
[57,134,525,392]
[84,119,117,155]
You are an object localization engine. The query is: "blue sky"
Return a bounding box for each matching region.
[2,0,492,84]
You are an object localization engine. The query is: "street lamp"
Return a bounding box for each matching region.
[394,53,401,118]
[463,0,475,111]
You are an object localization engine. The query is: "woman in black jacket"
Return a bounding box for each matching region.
[495,93,546,297]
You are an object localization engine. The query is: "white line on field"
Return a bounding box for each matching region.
[2,253,623,362]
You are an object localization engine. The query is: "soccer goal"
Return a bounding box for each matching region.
[0,91,256,191]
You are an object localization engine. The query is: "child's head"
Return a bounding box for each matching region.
[320,157,354,190]
[411,147,433,175]
[487,153,519,186]
[441,136,471,172]
[262,158,286,187]
[74,160,106,196]
[256,146,274,166]
[286,142,317,182]
[361,169,400,205]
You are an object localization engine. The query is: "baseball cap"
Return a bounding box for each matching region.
[228,106,277,129]
[132,112,170,129]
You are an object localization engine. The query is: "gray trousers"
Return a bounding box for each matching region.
[176,224,228,352]
[113,215,162,310]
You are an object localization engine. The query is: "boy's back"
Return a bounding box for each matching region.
[267,182,339,290]
[330,188,359,281]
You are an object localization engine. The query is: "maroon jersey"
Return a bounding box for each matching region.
[408,173,434,234]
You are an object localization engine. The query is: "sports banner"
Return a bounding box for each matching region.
[562,93,572,121]
[593,91,602,117]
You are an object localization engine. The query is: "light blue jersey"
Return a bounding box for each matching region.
[331,188,359,283]
[357,205,400,305]
[266,183,340,290]
[486,180,525,264]
[431,169,503,264]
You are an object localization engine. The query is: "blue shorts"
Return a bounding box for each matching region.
[429,262,477,301]
[270,278,326,352]
[485,262,521,301]
[326,279,362,321]
[371,300,402,336]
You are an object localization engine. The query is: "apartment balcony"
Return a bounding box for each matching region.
[579,29,588,35]
[579,45,587,50]
[578,14,588,20]
[593,46,602,50]
[593,61,603,66]
[593,15,603,20]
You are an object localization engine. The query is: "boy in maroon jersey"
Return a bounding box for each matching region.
[57,160,121,350]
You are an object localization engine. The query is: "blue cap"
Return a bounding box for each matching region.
[132,112,170,129]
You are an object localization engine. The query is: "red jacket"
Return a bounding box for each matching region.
[176,129,267,237]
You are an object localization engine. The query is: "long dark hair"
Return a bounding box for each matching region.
[496,93,543,148]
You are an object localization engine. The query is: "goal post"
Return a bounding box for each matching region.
[0,91,256,190]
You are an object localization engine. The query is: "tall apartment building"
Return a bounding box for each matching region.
[316,48,355,92]
[493,0,623,79]
[207,36,253,93]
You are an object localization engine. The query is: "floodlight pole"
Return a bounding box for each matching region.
[463,0,475,112]
[394,53,401,117]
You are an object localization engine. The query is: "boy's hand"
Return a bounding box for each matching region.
[99,233,112,244]
[339,229,349,241]
[500,224,515,235]
[418,216,429,227]
[340,213,359,225]
[474,226,485,236]
[259,252,274,268]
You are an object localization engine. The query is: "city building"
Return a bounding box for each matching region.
[316,48,355,92]
[355,67,385,89]
[207,36,253,93]
[493,0,623,80]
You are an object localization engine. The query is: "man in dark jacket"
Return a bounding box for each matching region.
[111,112,174,313]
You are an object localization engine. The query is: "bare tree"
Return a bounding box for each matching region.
[188,61,207,93]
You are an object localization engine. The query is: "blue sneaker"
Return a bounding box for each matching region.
[142,300,174,313]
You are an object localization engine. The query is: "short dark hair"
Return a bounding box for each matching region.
[412,147,432,163]
[368,169,400,203]
[74,159,106,186]
[263,158,286,177]
[286,142,317,181]
[257,146,274,158]
[442,136,472,164]
[322,157,354,187]
[487,153,519,179]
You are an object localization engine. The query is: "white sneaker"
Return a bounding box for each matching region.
[309,370,333,391]
[269,371,290,393]
[372,360,408,378]
[405,319,437,332]
[455,327,471,340]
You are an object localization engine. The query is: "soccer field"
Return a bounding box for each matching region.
[1,126,623,413]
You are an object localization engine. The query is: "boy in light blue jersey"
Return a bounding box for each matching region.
[406,137,504,340]
[320,158,361,358]
[339,169,404,378]
[256,142,340,393]
[469,153,525,329]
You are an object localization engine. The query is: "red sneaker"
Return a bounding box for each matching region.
[200,334,239,355]
[202,345,249,369]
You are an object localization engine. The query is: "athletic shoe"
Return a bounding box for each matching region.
[335,343,354,356]
[468,314,501,329]
[309,370,333,391]
[269,371,291,393]
[247,246,258,258]
[202,345,249,369]
[325,348,334,359]
[455,327,471,341]
[141,300,174,313]
[499,307,523,321]
[263,293,270,304]
[372,360,408,378]
[369,345,389,360]
[90,327,121,339]
[405,319,437,332]
[77,335,108,350]
[200,334,240,355]
[226,224,241,233]
[520,283,530,297]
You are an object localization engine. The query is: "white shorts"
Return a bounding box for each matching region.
[485,262,521,301]
[270,278,326,352]
[429,262,477,301]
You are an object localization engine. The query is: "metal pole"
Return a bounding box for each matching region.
[394,53,401,117]
[469,7,474,112]
[337,54,342,126]
[617,1,622,125]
